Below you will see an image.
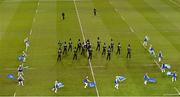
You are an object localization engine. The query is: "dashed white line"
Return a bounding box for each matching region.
[116,5,178,96]
[38,1,39,6]
[36,9,38,14]
[169,0,180,7]
[114,8,118,12]
[119,15,135,33]
[30,29,33,35]
[31,1,39,35]
[153,60,161,70]
[129,26,135,32]
[33,17,36,23]
[73,0,100,97]
[121,15,125,21]
[13,1,39,97]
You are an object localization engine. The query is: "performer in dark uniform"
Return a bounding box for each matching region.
[127,44,131,59]
[102,43,106,55]
[57,48,62,62]
[107,46,111,60]
[68,38,73,51]
[96,37,101,51]
[116,42,121,55]
[73,47,78,60]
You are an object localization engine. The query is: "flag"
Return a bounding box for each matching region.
[148,78,156,83]
[89,82,96,88]
[7,74,15,79]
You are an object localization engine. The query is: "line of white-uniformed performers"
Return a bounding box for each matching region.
[16,36,177,93]
[17,36,30,86]
[143,35,177,85]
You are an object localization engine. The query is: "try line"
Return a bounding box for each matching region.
[73,0,100,97]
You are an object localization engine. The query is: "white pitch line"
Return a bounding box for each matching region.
[121,15,125,21]
[13,92,16,97]
[30,29,32,35]
[120,15,161,71]
[119,15,134,32]
[169,0,180,7]
[12,1,40,97]
[140,41,162,70]
[33,17,36,23]
[129,26,135,32]
[77,65,105,69]
[31,1,39,35]
[174,87,180,95]
[37,1,39,6]
[73,0,100,97]
[118,9,177,96]
[36,9,38,14]
[114,8,118,12]
[153,60,161,70]
[163,93,180,96]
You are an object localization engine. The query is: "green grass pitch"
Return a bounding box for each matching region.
[0,0,180,96]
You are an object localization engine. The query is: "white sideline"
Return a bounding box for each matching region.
[73,0,100,97]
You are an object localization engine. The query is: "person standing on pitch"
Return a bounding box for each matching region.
[172,71,177,82]
[116,42,121,55]
[81,42,86,55]
[24,37,30,52]
[17,64,24,76]
[102,43,106,55]
[107,46,111,60]
[63,42,67,55]
[114,76,120,89]
[17,74,24,86]
[88,47,93,60]
[96,37,101,51]
[58,40,62,49]
[62,12,65,20]
[68,38,73,51]
[93,8,96,16]
[73,47,78,60]
[77,39,81,52]
[110,39,114,52]
[86,39,90,50]
[144,73,149,85]
[143,35,149,47]
[83,76,91,88]
[57,48,62,62]
[157,51,163,62]
[126,44,131,59]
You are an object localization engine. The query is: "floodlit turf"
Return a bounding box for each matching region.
[0,0,180,96]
